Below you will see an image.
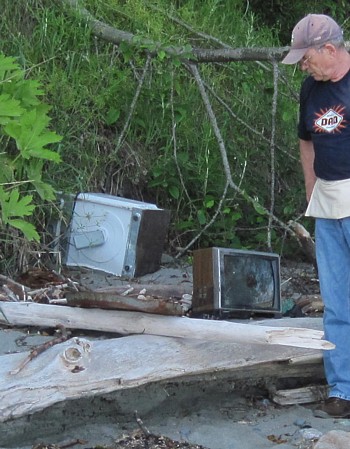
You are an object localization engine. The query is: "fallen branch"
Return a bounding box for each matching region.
[0,302,333,350]
[288,220,316,266]
[62,0,289,62]
[66,291,184,316]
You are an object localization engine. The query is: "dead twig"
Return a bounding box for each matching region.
[135,410,151,437]
[0,274,30,292]
[0,274,30,300]
[33,439,87,449]
[10,324,72,375]
[2,284,20,302]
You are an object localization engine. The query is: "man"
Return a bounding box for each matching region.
[282,14,350,419]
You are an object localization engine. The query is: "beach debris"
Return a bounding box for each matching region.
[10,324,71,375]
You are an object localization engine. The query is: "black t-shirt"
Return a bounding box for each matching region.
[298,70,350,180]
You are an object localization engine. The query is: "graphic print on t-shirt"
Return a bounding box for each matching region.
[314,105,346,133]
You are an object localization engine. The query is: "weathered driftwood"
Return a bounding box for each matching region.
[95,283,193,297]
[0,302,333,350]
[0,332,324,423]
[288,221,316,267]
[296,295,324,315]
[66,291,184,315]
[272,385,329,405]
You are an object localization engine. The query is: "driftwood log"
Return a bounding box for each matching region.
[66,291,185,315]
[95,283,193,297]
[272,385,329,405]
[0,331,325,423]
[288,221,316,268]
[0,302,333,350]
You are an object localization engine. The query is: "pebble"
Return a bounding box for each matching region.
[314,430,350,449]
[293,418,311,428]
[292,428,323,445]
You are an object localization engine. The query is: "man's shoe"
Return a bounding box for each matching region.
[313,397,350,418]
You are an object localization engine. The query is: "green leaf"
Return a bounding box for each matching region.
[197,209,206,225]
[31,179,56,201]
[0,53,19,80]
[169,185,180,199]
[28,142,62,162]
[0,53,62,243]
[230,211,242,221]
[105,108,120,126]
[0,186,9,203]
[24,160,56,200]
[252,200,267,215]
[205,199,215,209]
[4,107,62,161]
[0,94,23,117]
[158,50,167,61]
[176,219,194,230]
[8,218,40,241]
[0,155,14,183]
[1,190,35,222]
[10,80,44,107]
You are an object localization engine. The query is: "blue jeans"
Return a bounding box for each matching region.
[316,217,350,400]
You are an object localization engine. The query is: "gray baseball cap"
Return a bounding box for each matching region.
[282,14,343,64]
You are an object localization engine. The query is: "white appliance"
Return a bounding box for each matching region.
[64,193,170,277]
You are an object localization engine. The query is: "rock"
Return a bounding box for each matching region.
[314,430,350,449]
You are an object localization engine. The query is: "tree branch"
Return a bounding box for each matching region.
[186,62,298,242]
[267,61,279,250]
[63,0,291,62]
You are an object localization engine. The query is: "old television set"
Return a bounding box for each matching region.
[61,193,170,278]
[192,247,281,316]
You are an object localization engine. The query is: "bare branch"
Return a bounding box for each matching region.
[63,0,290,62]
[193,46,289,62]
[186,62,298,241]
[146,3,232,49]
[170,70,192,206]
[175,180,230,259]
[200,76,298,162]
[267,61,279,250]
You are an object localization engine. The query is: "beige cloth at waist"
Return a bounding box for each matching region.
[305,177,350,219]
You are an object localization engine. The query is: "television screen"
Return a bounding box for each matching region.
[192,247,281,316]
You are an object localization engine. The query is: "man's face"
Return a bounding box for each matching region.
[299,46,333,81]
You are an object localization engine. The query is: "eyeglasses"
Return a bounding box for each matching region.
[299,46,325,67]
[299,54,313,67]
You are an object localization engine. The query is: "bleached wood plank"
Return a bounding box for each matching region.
[0,302,333,350]
[272,385,329,405]
[0,333,323,423]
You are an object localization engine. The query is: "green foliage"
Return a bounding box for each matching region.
[0,0,329,271]
[0,52,62,242]
[248,0,350,44]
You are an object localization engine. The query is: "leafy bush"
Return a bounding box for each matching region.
[0,53,61,244]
